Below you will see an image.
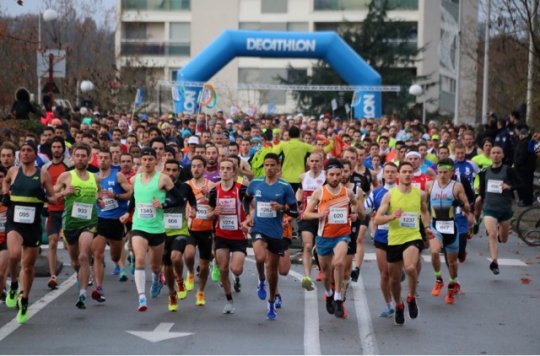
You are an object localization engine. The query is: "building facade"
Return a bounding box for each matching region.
[116,0,479,122]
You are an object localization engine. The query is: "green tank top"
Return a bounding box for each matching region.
[63,170,98,231]
[388,187,422,246]
[133,172,166,234]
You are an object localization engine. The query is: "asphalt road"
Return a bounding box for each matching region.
[0,229,539,355]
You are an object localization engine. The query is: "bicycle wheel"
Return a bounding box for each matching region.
[516,206,540,246]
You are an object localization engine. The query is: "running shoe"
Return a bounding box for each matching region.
[301,276,314,291]
[211,261,221,282]
[490,261,500,275]
[233,276,241,293]
[453,282,461,295]
[6,287,19,308]
[350,267,360,282]
[150,278,163,298]
[379,305,395,318]
[324,293,335,315]
[444,283,455,305]
[394,302,405,325]
[138,295,148,312]
[257,280,267,300]
[196,291,206,306]
[76,294,87,310]
[168,293,178,312]
[267,301,277,320]
[186,272,195,292]
[275,294,282,309]
[431,279,444,297]
[334,300,345,319]
[406,295,419,319]
[119,268,128,282]
[112,264,120,275]
[16,298,29,324]
[47,276,58,290]
[315,270,324,282]
[91,288,106,303]
[176,279,187,300]
[88,276,94,287]
[223,300,235,314]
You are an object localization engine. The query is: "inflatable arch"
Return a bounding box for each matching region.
[174,30,381,118]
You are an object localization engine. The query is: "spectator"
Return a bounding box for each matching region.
[514,128,537,207]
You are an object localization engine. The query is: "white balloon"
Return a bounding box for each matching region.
[408,84,423,96]
[80,81,95,92]
[43,9,58,22]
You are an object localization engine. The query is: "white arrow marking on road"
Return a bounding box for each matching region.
[126,323,193,343]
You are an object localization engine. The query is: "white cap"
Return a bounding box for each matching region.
[226,118,234,124]
[187,136,199,145]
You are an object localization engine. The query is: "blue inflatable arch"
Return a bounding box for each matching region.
[174,30,381,118]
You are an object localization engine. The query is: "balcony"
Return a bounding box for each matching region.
[313,0,418,11]
[121,0,190,11]
[120,40,190,56]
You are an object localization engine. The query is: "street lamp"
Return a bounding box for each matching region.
[37,8,58,106]
[409,84,426,124]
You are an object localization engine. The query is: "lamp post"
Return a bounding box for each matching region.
[37,8,58,106]
[409,84,426,124]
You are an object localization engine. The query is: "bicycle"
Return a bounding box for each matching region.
[515,205,540,246]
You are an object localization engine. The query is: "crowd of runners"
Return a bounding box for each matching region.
[0,109,538,325]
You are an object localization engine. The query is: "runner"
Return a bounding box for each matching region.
[478,146,521,275]
[363,162,398,317]
[186,155,216,306]
[55,143,103,309]
[0,167,7,304]
[208,158,248,314]
[119,147,180,311]
[296,152,325,290]
[374,161,431,325]
[3,141,56,323]
[303,159,359,319]
[92,148,133,303]
[161,160,197,312]
[425,158,472,304]
[244,153,297,320]
[44,136,71,289]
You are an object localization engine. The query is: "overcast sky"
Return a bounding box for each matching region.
[2,0,116,17]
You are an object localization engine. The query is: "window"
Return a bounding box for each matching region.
[287,22,309,32]
[240,22,309,32]
[441,75,456,94]
[124,23,147,40]
[260,23,287,31]
[122,0,191,11]
[314,0,369,10]
[169,23,191,56]
[261,0,287,13]
[239,22,260,30]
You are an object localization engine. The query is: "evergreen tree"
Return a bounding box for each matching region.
[281,0,424,117]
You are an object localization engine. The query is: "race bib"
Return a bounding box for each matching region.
[328,208,348,224]
[13,206,36,224]
[219,198,236,214]
[137,203,156,219]
[378,223,389,231]
[164,213,182,229]
[487,180,503,194]
[435,220,455,234]
[219,215,238,231]
[102,198,119,211]
[257,202,276,218]
[399,212,418,228]
[72,202,93,220]
[195,205,209,219]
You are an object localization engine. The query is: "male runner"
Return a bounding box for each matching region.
[3,141,55,323]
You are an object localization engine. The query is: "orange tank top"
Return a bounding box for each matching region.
[317,185,351,238]
[187,179,213,231]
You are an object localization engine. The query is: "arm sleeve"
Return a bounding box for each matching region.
[479,170,486,201]
[460,175,475,208]
[162,184,182,209]
[128,194,136,214]
[208,188,217,208]
[186,184,197,209]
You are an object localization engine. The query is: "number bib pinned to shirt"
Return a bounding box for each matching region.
[328,208,348,224]
[257,202,277,218]
[164,213,182,229]
[137,203,156,219]
[102,198,119,211]
[399,212,418,228]
[219,215,238,231]
[195,205,209,220]
[487,180,503,194]
[13,206,36,224]
[72,203,93,220]
[435,220,455,234]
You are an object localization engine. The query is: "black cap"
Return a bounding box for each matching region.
[140,147,157,158]
[21,140,38,154]
[325,158,343,171]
